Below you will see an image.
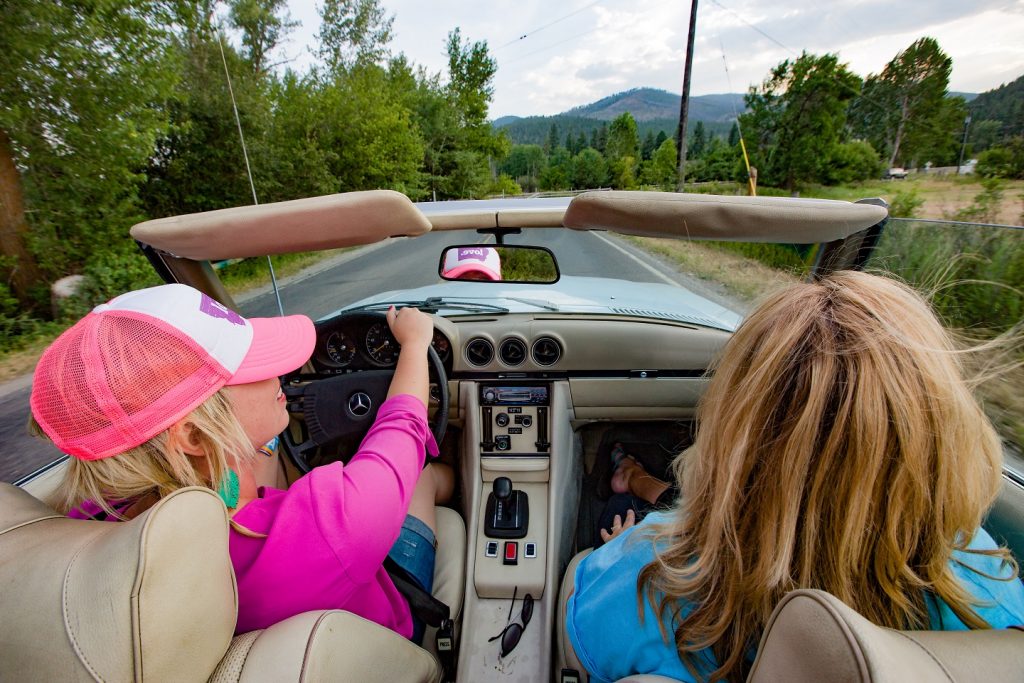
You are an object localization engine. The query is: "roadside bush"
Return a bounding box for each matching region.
[976,137,1024,179]
[823,141,884,185]
[487,174,522,197]
[889,188,924,218]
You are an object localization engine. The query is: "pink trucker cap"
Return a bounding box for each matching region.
[30,284,315,461]
[442,246,501,281]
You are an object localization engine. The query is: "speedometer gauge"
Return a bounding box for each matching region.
[365,323,400,365]
[431,331,451,363]
[325,331,356,366]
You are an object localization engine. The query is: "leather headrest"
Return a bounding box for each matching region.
[748,589,1024,682]
[0,483,237,682]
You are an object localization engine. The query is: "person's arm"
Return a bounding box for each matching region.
[385,305,432,407]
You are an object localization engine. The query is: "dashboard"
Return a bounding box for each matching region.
[309,311,731,381]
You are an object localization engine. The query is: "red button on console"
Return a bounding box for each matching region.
[503,541,518,565]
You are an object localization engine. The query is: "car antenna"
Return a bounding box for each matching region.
[215,21,286,317]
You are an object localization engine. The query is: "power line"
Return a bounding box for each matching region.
[495,0,611,50]
[500,25,605,65]
[708,0,796,56]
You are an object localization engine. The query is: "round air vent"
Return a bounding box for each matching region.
[499,338,528,366]
[465,338,494,367]
[531,337,562,366]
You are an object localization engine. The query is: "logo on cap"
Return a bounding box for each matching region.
[200,294,246,326]
[348,392,372,417]
[457,247,488,262]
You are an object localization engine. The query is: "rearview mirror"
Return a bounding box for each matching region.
[439,245,559,284]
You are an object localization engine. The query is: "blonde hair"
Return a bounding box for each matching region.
[43,390,255,520]
[638,271,1015,683]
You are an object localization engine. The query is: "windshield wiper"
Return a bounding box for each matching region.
[347,298,510,315]
[503,297,559,311]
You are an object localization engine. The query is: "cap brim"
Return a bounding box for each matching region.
[444,264,500,281]
[228,315,315,385]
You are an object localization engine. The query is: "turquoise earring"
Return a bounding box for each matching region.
[217,470,240,508]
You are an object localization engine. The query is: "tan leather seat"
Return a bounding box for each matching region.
[557,549,1024,683]
[748,589,1024,682]
[0,482,465,682]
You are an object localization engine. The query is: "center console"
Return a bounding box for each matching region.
[457,379,579,681]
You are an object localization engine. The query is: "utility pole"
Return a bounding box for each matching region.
[675,0,699,192]
[957,113,972,175]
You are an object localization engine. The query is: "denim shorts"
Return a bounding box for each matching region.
[387,514,437,643]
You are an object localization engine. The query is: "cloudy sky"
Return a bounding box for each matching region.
[278,0,1024,118]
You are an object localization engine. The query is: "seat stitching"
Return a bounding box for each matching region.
[888,631,955,682]
[63,538,105,682]
[0,514,66,536]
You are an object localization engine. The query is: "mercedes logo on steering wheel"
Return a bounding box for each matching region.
[348,392,372,417]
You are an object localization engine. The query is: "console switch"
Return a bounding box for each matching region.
[485,541,499,558]
[524,542,537,558]
[503,541,518,565]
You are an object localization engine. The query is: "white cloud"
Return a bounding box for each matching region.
[282,0,1024,118]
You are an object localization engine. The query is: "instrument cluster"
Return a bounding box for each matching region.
[311,312,451,374]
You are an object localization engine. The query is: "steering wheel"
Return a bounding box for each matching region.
[278,315,449,474]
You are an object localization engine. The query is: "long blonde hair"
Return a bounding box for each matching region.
[44,390,254,519]
[638,271,1014,683]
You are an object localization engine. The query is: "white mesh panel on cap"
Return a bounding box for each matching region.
[98,284,253,375]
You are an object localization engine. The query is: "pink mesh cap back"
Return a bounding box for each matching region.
[30,284,314,460]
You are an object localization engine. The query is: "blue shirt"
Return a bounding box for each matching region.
[565,512,1024,683]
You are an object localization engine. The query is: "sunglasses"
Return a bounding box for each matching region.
[488,587,534,657]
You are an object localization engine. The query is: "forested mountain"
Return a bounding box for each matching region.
[495,88,740,145]
[968,74,1024,140]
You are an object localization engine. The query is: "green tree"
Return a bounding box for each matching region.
[576,132,587,154]
[540,147,571,190]
[317,0,393,73]
[643,138,678,189]
[740,52,861,191]
[727,122,740,147]
[142,17,270,217]
[605,112,640,162]
[822,141,884,185]
[406,29,505,199]
[500,144,546,191]
[849,37,955,167]
[655,130,668,149]
[229,0,297,74]
[689,121,707,159]
[641,131,657,160]
[546,123,560,154]
[571,148,608,189]
[1,0,181,311]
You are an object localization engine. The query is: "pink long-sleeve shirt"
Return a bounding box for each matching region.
[229,394,439,635]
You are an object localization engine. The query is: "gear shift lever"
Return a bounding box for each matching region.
[485,476,529,538]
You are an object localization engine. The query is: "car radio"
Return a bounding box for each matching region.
[479,383,550,454]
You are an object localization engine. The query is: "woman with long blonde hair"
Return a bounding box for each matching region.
[566,271,1024,683]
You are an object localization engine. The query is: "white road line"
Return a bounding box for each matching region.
[588,231,680,287]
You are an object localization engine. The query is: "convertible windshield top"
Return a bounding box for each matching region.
[130,190,887,262]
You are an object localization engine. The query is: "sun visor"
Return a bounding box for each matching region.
[131,190,433,260]
[563,191,888,243]
[416,197,572,231]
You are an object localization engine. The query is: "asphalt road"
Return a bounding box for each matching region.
[1,228,735,483]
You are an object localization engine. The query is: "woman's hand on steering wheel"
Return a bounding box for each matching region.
[386,305,433,352]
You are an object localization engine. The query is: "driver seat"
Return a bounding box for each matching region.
[0,483,465,682]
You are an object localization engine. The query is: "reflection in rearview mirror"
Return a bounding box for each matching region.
[439,245,559,284]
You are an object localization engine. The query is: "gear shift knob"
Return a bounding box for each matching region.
[493,476,512,501]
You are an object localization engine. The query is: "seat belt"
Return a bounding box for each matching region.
[384,556,457,681]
